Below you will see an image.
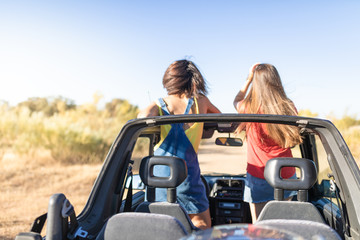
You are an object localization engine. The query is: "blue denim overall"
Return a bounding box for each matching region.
[153,98,208,214]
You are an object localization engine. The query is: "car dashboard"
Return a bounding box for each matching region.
[204,175,252,225]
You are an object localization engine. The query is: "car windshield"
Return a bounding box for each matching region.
[198,133,248,175]
[130,120,304,177]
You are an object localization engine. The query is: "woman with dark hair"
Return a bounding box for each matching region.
[138,59,220,229]
[233,63,303,223]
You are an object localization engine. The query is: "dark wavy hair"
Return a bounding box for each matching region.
[162,60,208,98]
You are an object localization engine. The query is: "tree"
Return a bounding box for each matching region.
[17,96,76,116]
[105,98,139,121]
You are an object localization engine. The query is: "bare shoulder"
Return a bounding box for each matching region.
[137,101,159,118]
[197,95,221,114]
[196,94,211,104]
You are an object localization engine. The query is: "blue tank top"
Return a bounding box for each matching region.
[153,97,208,214]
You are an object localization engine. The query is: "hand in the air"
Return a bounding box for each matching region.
[247,63,261,82]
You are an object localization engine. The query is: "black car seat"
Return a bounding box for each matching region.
[257,157,325,223]
[135,155,199,233]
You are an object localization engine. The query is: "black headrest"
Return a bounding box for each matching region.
[139,156,187,188]
[264,158,317,191]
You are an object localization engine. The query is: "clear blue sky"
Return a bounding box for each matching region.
[0,1,359,118]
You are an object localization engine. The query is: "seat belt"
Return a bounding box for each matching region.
[330,177,350,236]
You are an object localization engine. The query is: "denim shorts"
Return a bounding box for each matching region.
[243,173,297,203]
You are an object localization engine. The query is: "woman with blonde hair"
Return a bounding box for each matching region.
[138,59,221,229]
[233,63,303,223]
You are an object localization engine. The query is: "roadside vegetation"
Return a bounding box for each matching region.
[329,114,360,163]
[299,109,360,165]
[0,100,358,165]
[0,94,139,164]
[0,99,360,164]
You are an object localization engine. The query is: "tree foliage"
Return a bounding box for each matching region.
[17,96,76,116]
[105,98,139,120]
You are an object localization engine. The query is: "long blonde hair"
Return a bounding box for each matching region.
[239,64,302,148]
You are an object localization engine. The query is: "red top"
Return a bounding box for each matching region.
[245,122,295,179]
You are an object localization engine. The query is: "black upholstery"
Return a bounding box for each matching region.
[257,157,325,223]
[100,212,188,240]
[256,219,342,240]
[264,157,317,201]
[135,156,198,233]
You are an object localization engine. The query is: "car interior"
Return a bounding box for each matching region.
[99,121,344,239]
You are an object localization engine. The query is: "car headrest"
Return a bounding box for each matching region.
[264,158,317,201]
[139,156,188,189]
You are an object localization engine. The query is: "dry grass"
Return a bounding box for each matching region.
[2,140,244,239]
[0,151,101,240]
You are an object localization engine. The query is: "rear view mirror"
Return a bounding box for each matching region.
[215,137,243,147]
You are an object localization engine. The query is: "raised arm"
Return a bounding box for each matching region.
[233,63,260,111]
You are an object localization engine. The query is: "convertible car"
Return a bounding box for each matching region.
[16,114,360,240]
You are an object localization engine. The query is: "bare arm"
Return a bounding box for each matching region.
[206,99,221,113]
[137,102,159,118]
[233,63,260,111]
[233,79,252,110]
[198,95,221,114]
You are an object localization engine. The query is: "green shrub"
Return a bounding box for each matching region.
[329,114,360,131]
[298,109,319,118]
[328,114,360,163]
[0,96,139,164]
